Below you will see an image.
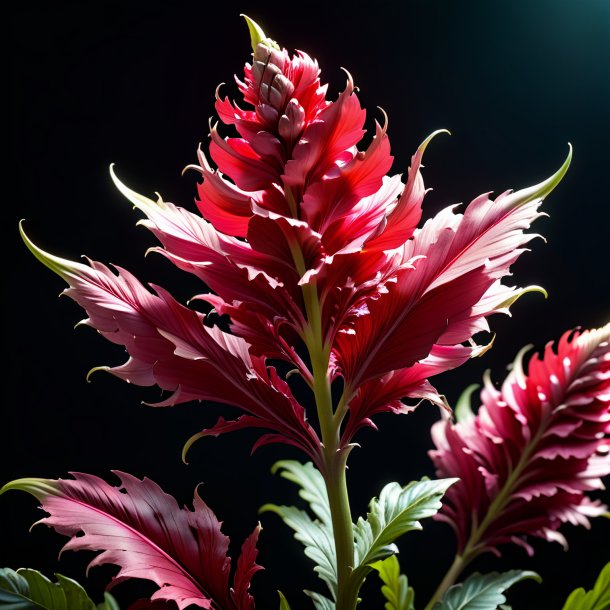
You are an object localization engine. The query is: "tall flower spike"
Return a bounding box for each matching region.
[430,323,610,559]
[21,16,570,459]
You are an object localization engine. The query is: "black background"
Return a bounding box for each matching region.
[5,1,610,609]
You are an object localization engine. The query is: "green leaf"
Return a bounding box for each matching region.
[0,568,99,610]
[261,461,337,598]
[0,568,45,610]
[454,385,480,423]
[432,570,541,610]
[304,590,335,610]
[562,562,610,610]
[97,593,121,610]
[354,477,457,570]
[278,591,292,610]
[371,555,415,610]
[273,460,332,525]
[52,575,98,610]
[9,570,67,610]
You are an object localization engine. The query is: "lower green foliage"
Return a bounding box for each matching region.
[0,568,119,610]
[432,570,541,610]
[371,555,415,610]
[562,562,610,610]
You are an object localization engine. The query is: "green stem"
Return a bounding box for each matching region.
[423,551,476,610]
[304,281,356,610]
[286,185,356,609]
[325,444,356,610]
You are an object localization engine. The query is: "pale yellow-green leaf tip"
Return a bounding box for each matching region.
[241,14,279,52]
[0,477,60,500]
[278,590,292,610]
[419,129,451,155]
[499,285,548,314]
[182,430,208,465]
[504,144,572,209]
[86,365,110,383]
[110,164,163,215]
[454,384,480,423]
[19,220,77,280]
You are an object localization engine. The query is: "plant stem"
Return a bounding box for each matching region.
[324,442,356,610]
[423,551,475,610]
[287,185,356,609]
[304,281,356,610]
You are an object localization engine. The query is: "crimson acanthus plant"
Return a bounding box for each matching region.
[2,16,609,610]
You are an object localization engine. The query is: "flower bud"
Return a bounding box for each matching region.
[252,58,282,86]
[268,74,295,110]
[278,99,306,141]
[254,43,286,73]
[256,103,279,128]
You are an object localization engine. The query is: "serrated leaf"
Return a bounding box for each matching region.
[562,562,610,610]
[0,568,98,610]
[1,472,261,610]
[354,477,457,569]
[261,462,337,599]
[273,461,332,525]
[304,590,335,610]
[371,555,415,610]
[432,570,541,610]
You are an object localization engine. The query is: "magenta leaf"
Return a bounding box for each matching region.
[430,323,610,557]
[19,224,322,465]
[0,472,261,610]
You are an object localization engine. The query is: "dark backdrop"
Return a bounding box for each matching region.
[5,1,610,609]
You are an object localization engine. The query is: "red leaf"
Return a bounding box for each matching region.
[430,324,610,556]
[336,148,570,401]
[20,227,322,464]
